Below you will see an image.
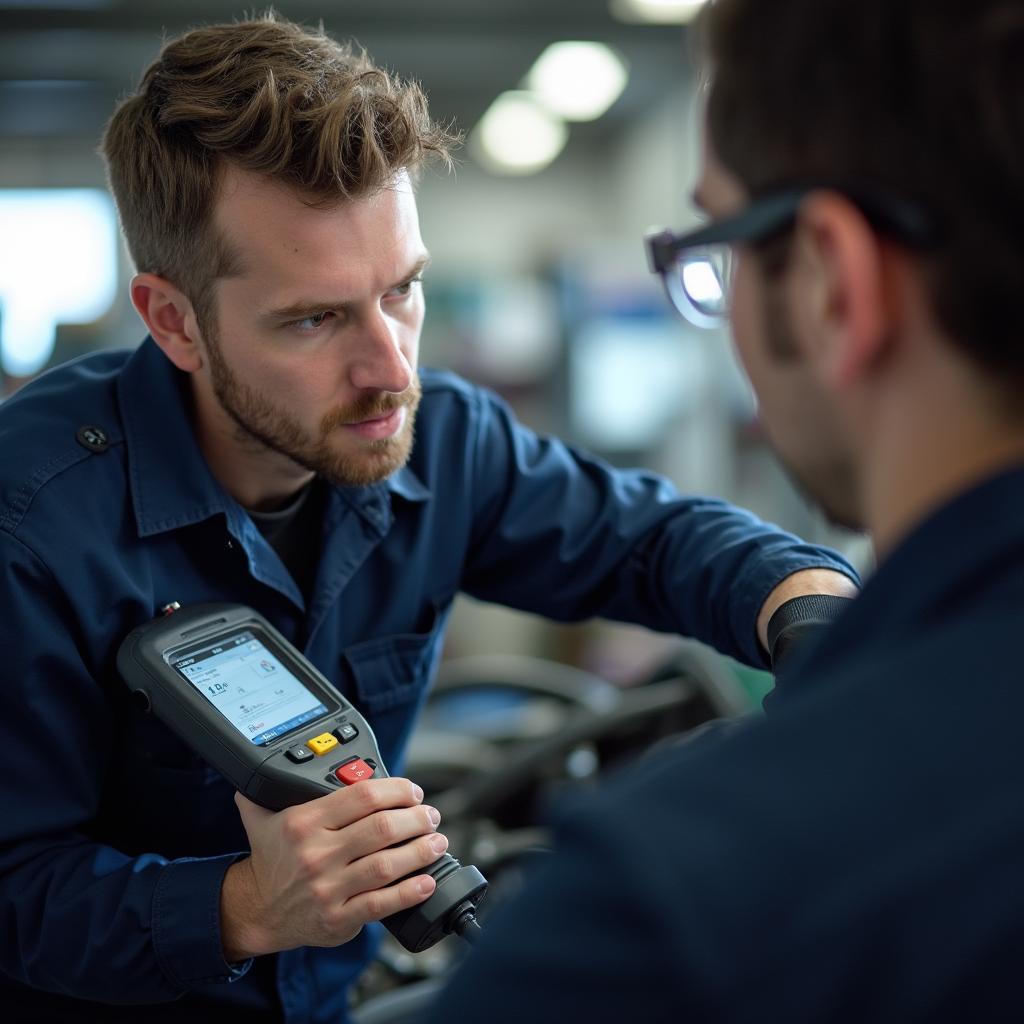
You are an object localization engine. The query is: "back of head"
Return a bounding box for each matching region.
[702,0,1024,387]
[101,11,457,327]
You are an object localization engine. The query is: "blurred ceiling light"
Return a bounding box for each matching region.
[610,0,709,24]
[526,42,628,122]
[473,91,569,175]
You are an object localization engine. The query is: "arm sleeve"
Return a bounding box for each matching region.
[0,533,251,1004]
[460,389,859,667]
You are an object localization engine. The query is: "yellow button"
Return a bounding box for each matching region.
[306,733,339,756]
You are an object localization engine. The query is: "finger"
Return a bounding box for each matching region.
[234,790,274,831]
[316,777,425,831]
[348,831,450,898]
[345,869,439,927]
[335,803,443,863]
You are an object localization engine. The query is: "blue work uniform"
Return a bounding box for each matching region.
[424,464,1024,1023]
[0,338,856,1023]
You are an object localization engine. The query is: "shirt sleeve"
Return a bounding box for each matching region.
[459,388,859,667]
[0,532,251,1003]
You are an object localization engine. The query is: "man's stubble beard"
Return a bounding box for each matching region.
[202,323,422,488]
[759,280,864,532]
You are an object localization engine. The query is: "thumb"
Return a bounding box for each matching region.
[234,790,274,833]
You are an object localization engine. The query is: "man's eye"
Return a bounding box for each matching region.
[292,312,330,331]
[390,276,422,298]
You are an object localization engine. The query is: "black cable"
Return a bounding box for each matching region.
[451,911,485,945]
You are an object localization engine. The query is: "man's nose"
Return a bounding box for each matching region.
[349,312,413,394]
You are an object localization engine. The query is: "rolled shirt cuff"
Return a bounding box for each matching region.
[152,854,253,988]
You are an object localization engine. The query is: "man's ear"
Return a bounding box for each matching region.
[792,193,893,390]
[130,273,206,373]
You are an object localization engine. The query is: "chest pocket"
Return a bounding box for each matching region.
[339,603,449,763]
[343,613,445,714]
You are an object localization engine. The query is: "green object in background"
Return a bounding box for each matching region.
[728,659,774,711]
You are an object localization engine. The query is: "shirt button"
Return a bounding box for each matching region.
[76,425,109,452]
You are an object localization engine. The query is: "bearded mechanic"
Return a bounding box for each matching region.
[0,13,857,1023]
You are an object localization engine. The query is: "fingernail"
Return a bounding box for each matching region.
[430,833,449,854]
[412,784,424,802]
[417,876,435,895]
[426,806,441,826]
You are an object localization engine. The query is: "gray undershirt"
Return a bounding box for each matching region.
[247,478,326,600]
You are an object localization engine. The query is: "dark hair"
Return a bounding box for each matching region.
[101,10,458,329]
[702,0,1024,381]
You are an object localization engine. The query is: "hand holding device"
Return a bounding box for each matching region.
[117,602,487,954]
[221,778,449,959]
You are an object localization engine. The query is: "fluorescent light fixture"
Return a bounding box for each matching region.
[0,190,117,377]
[527,41,628,122]
[610,0,709,25]
[474,91,569,175]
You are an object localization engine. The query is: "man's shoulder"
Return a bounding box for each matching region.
[585,613,1024,832]
[413,366,514,451]
[558,615,1024,904]
[0,348,133,536]
[0,347,131,439]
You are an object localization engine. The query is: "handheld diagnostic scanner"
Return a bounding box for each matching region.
[117,601,487,953]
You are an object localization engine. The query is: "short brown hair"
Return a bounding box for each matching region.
[702,0,1024,383]
[101,11,457,327]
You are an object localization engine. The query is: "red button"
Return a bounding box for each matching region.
[335,759,375,785]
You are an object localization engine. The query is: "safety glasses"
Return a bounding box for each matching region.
[645,185,936,328]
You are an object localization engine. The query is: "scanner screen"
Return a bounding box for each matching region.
[173,631,328,745]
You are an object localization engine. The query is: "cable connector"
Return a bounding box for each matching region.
[449,901,485,945]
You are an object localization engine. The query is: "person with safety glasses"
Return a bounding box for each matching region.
[424,0,1024,1019]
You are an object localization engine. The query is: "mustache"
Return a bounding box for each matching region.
[319,384,421,433]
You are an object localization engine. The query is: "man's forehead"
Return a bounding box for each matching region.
[213,166,317,254]
[213,163,416,229]
[211,163,421,278]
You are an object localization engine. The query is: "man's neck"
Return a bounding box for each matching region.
[862,366,1024,560]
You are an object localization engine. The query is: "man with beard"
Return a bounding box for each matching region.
[0,12,860,1024]
[422,0,1024,1020]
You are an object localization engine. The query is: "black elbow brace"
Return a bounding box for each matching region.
[766,594,854,673]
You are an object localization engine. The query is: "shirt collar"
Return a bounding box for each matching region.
[117,336,432,539]
[326,465,432,541]
[777,461,1024,690]
[117,337,231,537]
[855,461,1024,625]
[386,464,432,503]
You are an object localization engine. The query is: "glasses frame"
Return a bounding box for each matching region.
[645,184,938,326]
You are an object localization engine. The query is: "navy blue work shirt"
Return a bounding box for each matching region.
[423,464,1024,1023]
[0,338,856,1022]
